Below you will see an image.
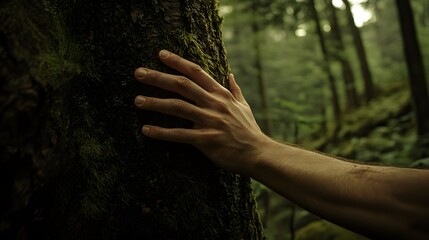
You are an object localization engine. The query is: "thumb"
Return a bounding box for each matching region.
[228,73,247,104]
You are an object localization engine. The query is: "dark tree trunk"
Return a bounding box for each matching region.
[343,0,374,103]
[396,0,429,137]
[0,0,265,239]
[309,0,341,132]
[327,0,360,110]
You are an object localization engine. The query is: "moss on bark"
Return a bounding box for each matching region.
[1,0,264,239]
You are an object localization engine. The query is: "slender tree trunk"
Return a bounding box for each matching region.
[251,2,272,136]
[421,0,429,27]
[309,0,341,133]
[0,0,265,239]
[372,0,387,63]
[343,0,374,103]
[327,0,360,110]
[396,0,429,137]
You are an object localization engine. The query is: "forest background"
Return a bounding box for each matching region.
[1,0,428,239]
[219,0,429,239]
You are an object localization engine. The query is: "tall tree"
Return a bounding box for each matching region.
[327,0,360,110]
[251,0,273,135]
[343,0,374,103]
[309,0,341,132]
[395,0,429,137]
[0,0,264,239]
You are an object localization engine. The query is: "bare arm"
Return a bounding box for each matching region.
[251,140,429,239]
[134,50,429,239]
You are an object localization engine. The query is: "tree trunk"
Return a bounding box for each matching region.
[0,0,265,239]
[343,0,374,103]
[251,2,272,136]
[327,0,360,110]
[309,0,341,133]
[420,0,429,27]
[396,0,429,137]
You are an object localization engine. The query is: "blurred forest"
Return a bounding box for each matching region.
[219,0,429,239]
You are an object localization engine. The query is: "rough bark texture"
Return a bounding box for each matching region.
[396,0,429,137]
[0,0,264,239]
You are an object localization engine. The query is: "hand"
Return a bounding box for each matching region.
[134,50,272,174]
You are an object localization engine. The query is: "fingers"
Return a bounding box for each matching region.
[135,96,208,124]
[228,73,247,104]
[158,50,223,92]
[142,125,203,145]
[134,68,213,105]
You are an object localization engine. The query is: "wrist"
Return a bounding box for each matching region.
[243,134,283,177]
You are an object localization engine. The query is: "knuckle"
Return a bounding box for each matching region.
[175,76,192,89]
[153,127,169,139]
[210,116,228,128]
[218,89,234,100]
[213,101,231,114]
[170,55,183,65]
[190,63,204,74]
[195,130,218,146]
[144,97,156,106]
[149,70,161,81]
[172,100,189,112]
[172,129,185,139]
[149,126,161,136]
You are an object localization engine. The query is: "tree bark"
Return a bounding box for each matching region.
[309,0,341,133]
[0,0,265,239]
[396,0,429,137]
[343,0,374,103]
[327,0,360,110]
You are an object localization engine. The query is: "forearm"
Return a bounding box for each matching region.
[134,51,429,239]
[250,138,429,239]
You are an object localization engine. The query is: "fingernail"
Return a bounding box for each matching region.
[142,126,149,135]
[135,68,148,79]
[135,96,146,106]
[159,50,170,59]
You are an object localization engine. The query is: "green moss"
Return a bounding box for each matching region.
[35,16,81,88]
[73,121,124,218]
[170,0,230,86]
[173,30,216,76]
[0,0,81,88]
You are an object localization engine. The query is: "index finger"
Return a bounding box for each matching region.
[158,50,222,92]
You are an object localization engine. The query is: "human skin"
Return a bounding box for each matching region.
[134,50,429,239]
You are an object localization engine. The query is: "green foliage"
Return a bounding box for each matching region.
[411,158,429,168]
[295,220,368,240]
[221,0,429,238]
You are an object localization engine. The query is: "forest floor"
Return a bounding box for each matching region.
[255,80,429,240]
[306,80,429,167]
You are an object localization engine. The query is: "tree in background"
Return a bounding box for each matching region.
[396,0,429,138]
[251,0,273,135]
[309,0,341,132]
[221,0,429,239]
[327,0,360,110]
[343,0,374,103]
[0,0,264,239]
